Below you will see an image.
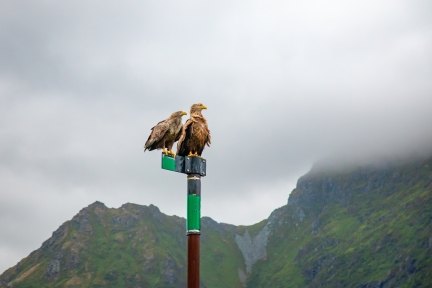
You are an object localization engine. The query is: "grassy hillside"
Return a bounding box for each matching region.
[248,157,432,287]
[0,203,245,288]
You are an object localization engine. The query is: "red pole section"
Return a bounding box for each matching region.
[188,234,200,288]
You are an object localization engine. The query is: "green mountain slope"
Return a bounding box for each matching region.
[0,203,245,288]
[248,157,432,287]
[1,157,431,287]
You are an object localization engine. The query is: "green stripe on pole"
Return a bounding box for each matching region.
[187,194,201,232]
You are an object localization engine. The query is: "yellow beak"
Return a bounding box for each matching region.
[201,104,207,109]
[182,111,187,116]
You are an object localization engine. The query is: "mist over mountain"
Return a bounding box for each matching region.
[1,155,431,287]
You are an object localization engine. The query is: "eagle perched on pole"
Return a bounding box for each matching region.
[144,111,187,156]
[177,103,211,157]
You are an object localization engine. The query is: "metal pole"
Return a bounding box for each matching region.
[187,174,201,288]
[161,154,206,287]
[187,234,200,287]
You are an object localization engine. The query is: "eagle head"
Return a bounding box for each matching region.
[171,111,188,118]
[190,103,207,114]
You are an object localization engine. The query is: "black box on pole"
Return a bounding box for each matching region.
[161,154,206,176]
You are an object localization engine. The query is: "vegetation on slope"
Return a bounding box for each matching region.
[248,157,432,287]
[0,203,244,288]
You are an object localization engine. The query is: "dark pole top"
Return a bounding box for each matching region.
[187,175,201,196]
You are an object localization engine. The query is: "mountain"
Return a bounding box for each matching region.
[248,157,432,287]
[1,157,431,287]
[0,202,247,288]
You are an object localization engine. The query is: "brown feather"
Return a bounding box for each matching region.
[177,103,210,156]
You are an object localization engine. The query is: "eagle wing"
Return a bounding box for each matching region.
[176,119,193,156]
[144,119,171,151]
[195,118,211,155]
[174,121,184,142]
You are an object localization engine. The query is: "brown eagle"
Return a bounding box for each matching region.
[144,111,187,156]
[177,103,211,157]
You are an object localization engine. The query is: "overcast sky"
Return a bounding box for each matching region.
[1,0,432,273]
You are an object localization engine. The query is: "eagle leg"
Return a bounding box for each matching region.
[162,148,168,155]
[167,150,176,157]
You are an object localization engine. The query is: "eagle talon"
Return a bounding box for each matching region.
[167,150,176,157]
